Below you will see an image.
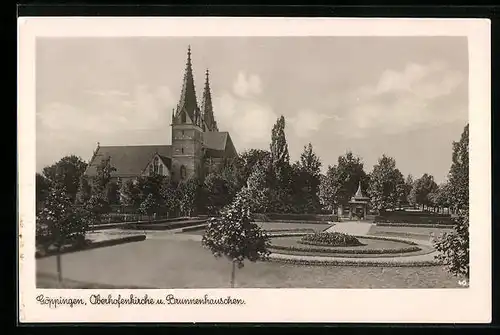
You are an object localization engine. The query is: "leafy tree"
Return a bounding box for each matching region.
[246,160,271,213]
[160,179,179,218]
[36,184,90,284]
[36,173,52,211]
[405,174,415,207]
[202,187,271,288]
[42,155,88,202]
[333,152,368,207]
[85,157,116,225]
[409,173,438,211]
[270,115,291,197]
[319,166,341,213]
[434,208,469,279]
[203,170,237,215]
[295,143,322,213]
[119,179,141,209]
[91,157,116,197]
[368,154,404,212]
[238,149,272,185]
[434,124,470,282]
[177,177,201,217]
[75,175,92,205]
[106,181,121,205]
[448,124,469,212]
[139,193,159,221]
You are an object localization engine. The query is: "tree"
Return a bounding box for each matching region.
[36,173,52,211]
[405,174,415,207]
[75,175,92,205]
[120,179,141,209]
[433,208,469,280]
[91,157,116,196]
[160,179,179,218]
[42,155,88,202]
[434,124,470,282]
[245,160,271,213]
[202,187,271,288]
[139,193,159,222]
[295,143,322,213]
[368,155,404,212]
[409,173,438,211]
[319,166,341,213]
[448,124,469,212]
[270,116,291,209]
[36,184,90,285]
[238,149,272,185]
[333,152,368,207]
[203,170,237,215]
[177,178,201,217]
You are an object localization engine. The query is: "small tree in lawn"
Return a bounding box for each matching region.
[202,187,271,288]
[36,184,90,285]
[139,193,159,222]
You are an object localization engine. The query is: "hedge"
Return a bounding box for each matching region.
[35,234,147,259]
[375,223,454,229]
[268,243,421,255]
[253,213,339,223]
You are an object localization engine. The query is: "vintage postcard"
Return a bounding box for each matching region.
[18,17,491,323]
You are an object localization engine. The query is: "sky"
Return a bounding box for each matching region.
[36,36,469,183]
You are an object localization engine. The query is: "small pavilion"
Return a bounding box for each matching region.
[348,182,370,220]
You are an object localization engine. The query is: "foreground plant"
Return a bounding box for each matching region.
[300,232,363,247]
[433,209,469,282]
[202,187,271,288]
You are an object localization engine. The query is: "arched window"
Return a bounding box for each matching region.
[159,164,163,175]
[181,147,184,154]
[180,165,187,180]
[154,156,159,174]
[149,164,154,175]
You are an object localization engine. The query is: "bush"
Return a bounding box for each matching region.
[267,257,440,267]
[300,232,362,247]
[252,213,339,222]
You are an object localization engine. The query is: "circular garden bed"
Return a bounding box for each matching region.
[268,232,433,259]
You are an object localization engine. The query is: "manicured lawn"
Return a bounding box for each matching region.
[37,238,462,289]
[368,225,453,241]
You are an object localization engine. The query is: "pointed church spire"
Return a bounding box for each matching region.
[201,68,218,131]
[175,45,199,123]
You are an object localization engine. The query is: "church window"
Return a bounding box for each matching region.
[182,130,185,136]
[159,164,163,175]
[154,157,159,174]
[181,147,184,154]
[149,164,154,175]
[180,165,187,180]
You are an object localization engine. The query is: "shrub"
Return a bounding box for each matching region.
[266,257,440,267]
[300,232,362,247]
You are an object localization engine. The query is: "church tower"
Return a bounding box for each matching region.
[201,69,218,132]
[171,46,204,183]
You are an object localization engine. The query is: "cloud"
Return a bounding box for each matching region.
[232,71,262,98]
[214,72,277,149]
[336,61,466,138]
[37,85,177,169]
[288,109,339,138]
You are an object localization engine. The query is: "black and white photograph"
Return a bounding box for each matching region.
[18,17,491,323]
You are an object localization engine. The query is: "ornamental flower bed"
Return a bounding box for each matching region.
[300,232,363,247]
[267,256,441,267]
[269,243,421,255]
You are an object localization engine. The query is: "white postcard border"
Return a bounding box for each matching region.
[18,17,491,323]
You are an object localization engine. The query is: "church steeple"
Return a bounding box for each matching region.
[201,68,218,131]
[175,45,200,123]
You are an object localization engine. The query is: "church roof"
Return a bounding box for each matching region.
[203,131,229,151]
[85,145,172,177]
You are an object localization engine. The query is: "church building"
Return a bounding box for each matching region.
[84,46,238,183]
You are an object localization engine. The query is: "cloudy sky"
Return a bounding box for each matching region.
[36,36,468,183]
